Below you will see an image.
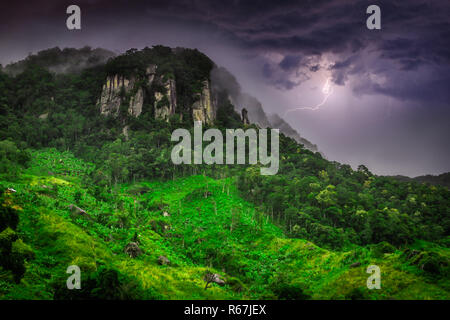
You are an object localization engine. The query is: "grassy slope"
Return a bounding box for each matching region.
[0,149,448,299]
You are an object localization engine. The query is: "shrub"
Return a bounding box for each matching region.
[271,282,310,300]
[226,276,245,293]
[371,241,396,258]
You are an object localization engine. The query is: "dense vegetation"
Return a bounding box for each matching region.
[0,47,448,299]
[237,145,449,249]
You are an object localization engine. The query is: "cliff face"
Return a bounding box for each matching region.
[99,66,216,124]
[100,74,128,116]
[192,80,216,124]
[99,64,157,117]
[128,87,144,117]
[154,77,177,121]
[97,47,217,123]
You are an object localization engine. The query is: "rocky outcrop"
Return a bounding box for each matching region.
[350,262,361,268]
[122,125,129,140]
[99,63,178,121]
[68,204,91,220]
[128,87,144,117]
[192,80,215,124]
[124,242,143,258]
[241,108,250,125]
[204,272,225,289]
[99,64,157,117]
[146,65,157,84]
[154,77,177,121]
[100,74,132,116]
[232,93,271,128]
[157,255,171,265]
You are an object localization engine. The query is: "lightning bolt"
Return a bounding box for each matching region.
[283,77,334,116]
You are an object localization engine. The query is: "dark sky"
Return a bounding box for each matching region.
[1,0,449,176]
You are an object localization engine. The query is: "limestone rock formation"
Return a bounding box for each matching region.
[241,108,250,125]
[192,80,216,124]
[99,74,132,116]
[99,64,157,117]
[146,65,157,83]
[128,87,144,117]
[154,77,177,121]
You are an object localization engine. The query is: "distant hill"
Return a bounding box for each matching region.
[389,172,450,189]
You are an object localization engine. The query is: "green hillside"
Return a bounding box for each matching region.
[0,149,448,299]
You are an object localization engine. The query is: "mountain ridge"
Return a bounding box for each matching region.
[2,46,320,153]
[388,172,450,189]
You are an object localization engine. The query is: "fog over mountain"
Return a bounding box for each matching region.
[211,66,318,151]
[3,47,115,76]
[211,66,271,128]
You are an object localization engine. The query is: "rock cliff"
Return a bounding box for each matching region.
[241,108,250,125]
[99,64,157,117]
[154,77,177,121]
[192,80,216,124]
